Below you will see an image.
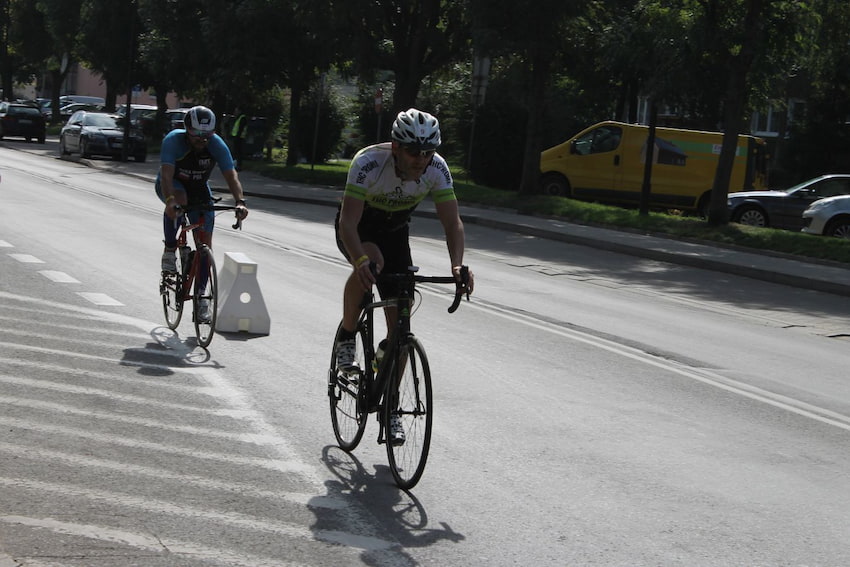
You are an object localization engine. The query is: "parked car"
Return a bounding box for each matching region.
[0,101,47,143]
[116,104,159,134]
[727,174,850,231]
[57,102,104,120]
[165,108,188,130]
[59,110,147,162]
[801,195,850,238]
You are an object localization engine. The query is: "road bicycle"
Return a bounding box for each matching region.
[328,265,470,489]
[159,202,242,348]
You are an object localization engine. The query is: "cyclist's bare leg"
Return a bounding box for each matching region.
[341,242,383,333]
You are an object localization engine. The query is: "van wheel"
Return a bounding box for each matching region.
[825,216,850,238]
[694,194,712,218]
[540,173,570,197]
[732,205,768,227]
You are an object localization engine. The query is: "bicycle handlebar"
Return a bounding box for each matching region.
[174,203,244,230]
[373,265,471,314]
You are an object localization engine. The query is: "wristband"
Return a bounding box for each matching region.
[236,199,247,206]
[354,254,369,268]
[165,195,175,204]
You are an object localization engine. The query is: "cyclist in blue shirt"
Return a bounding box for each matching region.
[156,106,248,318]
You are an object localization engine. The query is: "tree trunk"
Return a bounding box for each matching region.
[518,49,550,195]
[706,0,766,226]
[286,86,302,166]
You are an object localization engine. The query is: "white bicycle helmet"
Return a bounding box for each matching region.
[391,108,441,150]
[184,105,216,135]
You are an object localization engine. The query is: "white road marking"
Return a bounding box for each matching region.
[39,270,80,283]
[76,291,123,305]
[474,298,850,432]
[8,253,43,263]
[0,479,395,552]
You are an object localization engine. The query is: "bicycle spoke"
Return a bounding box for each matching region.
[387,337,432,489]
[160,271,184,330]
[329,324,369,451]
[194,247,217,348]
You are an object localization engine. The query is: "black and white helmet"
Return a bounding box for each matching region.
[391,108,441,150]
[184,105,216,134]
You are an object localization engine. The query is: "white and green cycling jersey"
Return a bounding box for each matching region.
[344,142,457,231]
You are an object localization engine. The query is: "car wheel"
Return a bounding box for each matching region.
[732,205,768,227]
[59,136,70,155]
[80,138,91,159]
[38,136,45,144]
[825,216,850,239]
[540,173,571,197]
[135,153,147,163]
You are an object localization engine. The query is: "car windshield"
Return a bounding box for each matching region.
[83,114,120,128]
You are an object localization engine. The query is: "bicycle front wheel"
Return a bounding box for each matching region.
[160,271,184,330]
[328,323,368,451]
[386,336,433,490]
[193,246,218,348]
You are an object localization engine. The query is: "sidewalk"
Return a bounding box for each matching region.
[80,153,850,298]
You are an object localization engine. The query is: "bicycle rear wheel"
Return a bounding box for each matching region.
[160,270,184,330]
[386,336,433,490]
[328,323,368,451]
[193,246,218,348]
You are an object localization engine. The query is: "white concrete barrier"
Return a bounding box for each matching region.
[216,252,270,335]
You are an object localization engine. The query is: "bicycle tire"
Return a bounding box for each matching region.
[328,322,368,451]
[386,336,433,490]
[194,246,218,348]
[161,270,184,330]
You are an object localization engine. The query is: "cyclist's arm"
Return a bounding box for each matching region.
[159,163,186,219]
[221,169,248,219]
[435,198,474,293]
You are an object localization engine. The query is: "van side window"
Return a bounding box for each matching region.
[575,126,622,155]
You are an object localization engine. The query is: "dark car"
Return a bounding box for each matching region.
[59,110,147,162]
[165,108,188,130]
[727,174,850,231]
[0,102,47,143]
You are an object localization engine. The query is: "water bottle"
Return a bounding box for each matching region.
[371,339,387,374]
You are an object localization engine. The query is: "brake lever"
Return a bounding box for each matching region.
[447,265,470,314]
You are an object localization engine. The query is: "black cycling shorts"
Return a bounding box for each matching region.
[335,208,413,300]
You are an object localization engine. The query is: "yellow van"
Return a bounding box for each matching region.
[539,121,768,215]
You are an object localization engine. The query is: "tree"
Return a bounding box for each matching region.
[342,0,470,117]
[76,0,140,111]
[695,0,818,225]
[33,0,82,122]
[470,0,586,194]
[4,0,53,100]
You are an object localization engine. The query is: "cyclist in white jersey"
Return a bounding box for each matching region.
[335,108,475,375]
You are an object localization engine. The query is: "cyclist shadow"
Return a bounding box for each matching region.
[312,445,465,562]
[122,326,225,370]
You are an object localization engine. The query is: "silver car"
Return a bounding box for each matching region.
[802,194,850,238]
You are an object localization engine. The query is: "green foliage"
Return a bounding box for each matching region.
[294,82,346,164]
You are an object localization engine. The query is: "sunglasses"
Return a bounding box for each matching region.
[402,146,435,158]
[187,128,213,140]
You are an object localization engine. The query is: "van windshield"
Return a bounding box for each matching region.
[573,125,622,155]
